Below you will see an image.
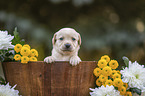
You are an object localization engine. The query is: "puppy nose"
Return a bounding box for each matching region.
[65,44,71,48]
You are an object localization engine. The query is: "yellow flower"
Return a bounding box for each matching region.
[116,70,121,74]
[125,91,132,96]
[98,59,107,68]
[109,60,119,69]
[21,56,29,64]
[102,82,106,87]
[29,57,37,62]
[99,75,108,83]
[123,83,128,89]
[21,60,28,64]
[23,44,31,49]
[112,73,121,80]
[30,49,38,57]
[105,79,113,86]
[93,68,102,77]
[113,78,123,87]
[118,86,126,95]
[14,44,22,53]
[102,66,112,76]
[111,70,117,77]
[14,54,21,61]
[96,79,102,86]
[20,47,30,56]
[101,55,110,63]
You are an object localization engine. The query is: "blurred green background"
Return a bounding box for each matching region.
[0,0,145,77]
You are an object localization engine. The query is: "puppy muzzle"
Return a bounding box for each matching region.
[61,43,73,52]
[65,44,71,49]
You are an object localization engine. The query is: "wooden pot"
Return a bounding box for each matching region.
[2,61,96,96]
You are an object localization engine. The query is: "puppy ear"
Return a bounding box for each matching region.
[78,33,81,45]
[52,33,57,45]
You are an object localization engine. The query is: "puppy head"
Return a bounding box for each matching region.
[52,28,81,55]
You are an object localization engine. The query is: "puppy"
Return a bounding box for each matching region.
[44,28,81,66]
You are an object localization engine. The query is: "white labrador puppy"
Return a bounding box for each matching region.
[44,28,81,66]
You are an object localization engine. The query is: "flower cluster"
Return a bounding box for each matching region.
[90,85,121,96]
[121,59,145,93]
[14,44,38,63]
[0,83,20,96]
[90,55,132,96]
[0,30,14,50]
[0,30,15,62]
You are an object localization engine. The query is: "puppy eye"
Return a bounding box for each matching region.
[59,37,64,40]
[72,38,76,41]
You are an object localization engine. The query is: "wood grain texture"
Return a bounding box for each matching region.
[2,61,96,96]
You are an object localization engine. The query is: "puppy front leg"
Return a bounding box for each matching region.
[44,56,55,63]
[70,56,81,66]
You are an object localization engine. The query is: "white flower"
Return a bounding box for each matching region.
[0,83,20,96]
[90,85,121,96]
[0,30,14,50]
[121,61,145,92]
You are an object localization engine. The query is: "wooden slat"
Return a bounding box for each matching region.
[44,62,51,96]
[2,61,96,96]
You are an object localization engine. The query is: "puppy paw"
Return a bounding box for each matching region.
[70,56,81,66]
[44,56,55,63]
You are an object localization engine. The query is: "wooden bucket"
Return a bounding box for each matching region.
[2,61,96,96]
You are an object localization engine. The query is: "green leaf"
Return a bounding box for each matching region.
[12,27,25,45]
[20,39,25,45]
[13,27,20,40]
[0,50,7,62]
[0,55,5,62]
[8,55,14,60]
[2,50,14,62]
[121,66,125,69]
[122,56,130,67]
[130,88,141,95]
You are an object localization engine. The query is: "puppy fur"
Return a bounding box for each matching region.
[44,28,81,66]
